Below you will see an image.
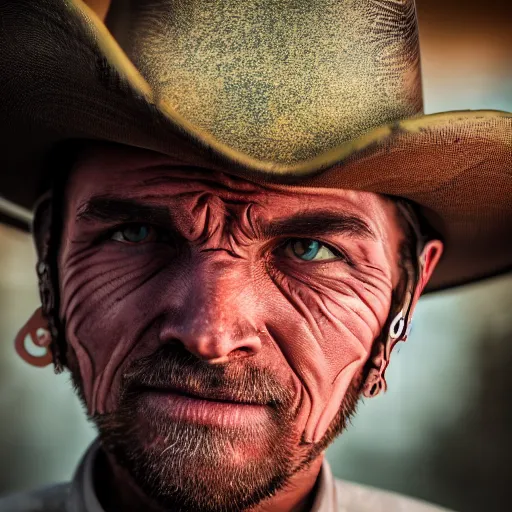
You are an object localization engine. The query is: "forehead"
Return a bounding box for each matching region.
[65,143,400,237]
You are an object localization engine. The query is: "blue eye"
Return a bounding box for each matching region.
[291,239,321,260]
[111,225,152,243]
[284,239,339,262]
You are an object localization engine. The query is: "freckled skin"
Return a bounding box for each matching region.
[58,144,406,512]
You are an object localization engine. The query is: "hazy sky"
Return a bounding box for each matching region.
[416,0,512,112]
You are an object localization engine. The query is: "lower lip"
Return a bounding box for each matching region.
[139,390,269,427]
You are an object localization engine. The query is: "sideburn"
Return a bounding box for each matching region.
[33,140,88,371]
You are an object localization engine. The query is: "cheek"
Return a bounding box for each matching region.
[59,242,184,414]
[267,259,391,373]
[313,272,391,374]
[261,260,392,442]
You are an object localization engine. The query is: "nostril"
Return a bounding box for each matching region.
[161,337,182,348]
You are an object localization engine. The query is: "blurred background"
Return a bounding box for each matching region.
[0,1,511,511]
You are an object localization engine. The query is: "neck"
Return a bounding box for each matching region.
[254,456,325,512]
[95,449,325,512]
[94,450,164,512]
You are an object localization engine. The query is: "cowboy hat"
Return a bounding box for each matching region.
[0,0,510,292]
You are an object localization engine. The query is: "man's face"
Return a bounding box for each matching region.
[58,143,404,511]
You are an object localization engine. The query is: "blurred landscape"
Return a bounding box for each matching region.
[1,1,511,511]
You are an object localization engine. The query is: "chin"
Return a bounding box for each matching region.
[95,392,299,512]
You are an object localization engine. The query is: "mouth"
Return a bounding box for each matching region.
[137,386,270,427]
[139,385,264,406]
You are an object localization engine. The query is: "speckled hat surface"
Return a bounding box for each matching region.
[0,0,511,292]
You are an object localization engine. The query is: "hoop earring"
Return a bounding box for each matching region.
[15,307,53,367]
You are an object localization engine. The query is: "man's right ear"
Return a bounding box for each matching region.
[15,193,61,369]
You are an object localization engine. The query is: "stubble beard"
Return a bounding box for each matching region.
[95,393,297,512]
[70,345,365,512]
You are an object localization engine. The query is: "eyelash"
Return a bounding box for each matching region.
[274,238,351,264]
[94,223,165,245]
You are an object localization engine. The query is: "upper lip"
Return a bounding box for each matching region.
[140,385,264,406]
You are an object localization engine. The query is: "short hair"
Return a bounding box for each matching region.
[386,195,442,321]
[393,198,419,290]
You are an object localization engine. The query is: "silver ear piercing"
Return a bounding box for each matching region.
[389,311,405,340]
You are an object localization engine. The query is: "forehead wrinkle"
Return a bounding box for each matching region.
[258,185,395,237]
[74,174,266,213]
[71,150,386,213]
[140,168,263,194]
[68,157,401,248]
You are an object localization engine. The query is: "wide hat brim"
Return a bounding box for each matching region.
[0,0,511,293]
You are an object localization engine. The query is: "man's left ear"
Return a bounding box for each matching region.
[363,239,444,398]
[408,239,444,319]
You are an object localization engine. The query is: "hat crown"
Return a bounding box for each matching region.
[109,0,421,163]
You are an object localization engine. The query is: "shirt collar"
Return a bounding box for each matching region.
[310,457,339,512]
[67,439,104,512]
[67,439,339,512]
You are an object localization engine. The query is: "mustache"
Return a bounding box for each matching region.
[120,344,294,409]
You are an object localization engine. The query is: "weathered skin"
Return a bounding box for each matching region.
[56,143,442,512]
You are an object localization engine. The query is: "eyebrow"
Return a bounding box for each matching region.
[260,211,377,240]
[76,197,173,225]
[76,197,376,241]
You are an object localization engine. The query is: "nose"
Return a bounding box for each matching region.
[159,258,262,363]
